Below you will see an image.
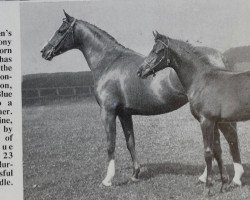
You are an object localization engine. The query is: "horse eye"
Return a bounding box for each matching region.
[152,49,157,54]
[159,48,164,53]
[155,49,160,54]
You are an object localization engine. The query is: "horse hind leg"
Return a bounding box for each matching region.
[199,122,244,186]
[118,113,140,182]
[101,108,117,187]
[218,122,244,187]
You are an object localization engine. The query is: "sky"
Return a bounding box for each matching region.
[21,0,250,75]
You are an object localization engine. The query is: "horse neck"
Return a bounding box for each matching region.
[74,21,124,79]
[170,50,208,91]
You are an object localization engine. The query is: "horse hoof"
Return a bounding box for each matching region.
[220,183,228,193]
[100,180,112,187]
[232,179,242,187]
[203,187,214,197]
[224,181,241,192]
[196,179,206,185]
[130,176,140,182]
[198,175,206,183]
[196,180,205,186]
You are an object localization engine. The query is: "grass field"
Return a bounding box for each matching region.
[23,98,250,200]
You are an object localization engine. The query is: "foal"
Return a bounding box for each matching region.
[137,33,248,195]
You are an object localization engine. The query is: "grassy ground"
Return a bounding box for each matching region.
[23,98,250,200]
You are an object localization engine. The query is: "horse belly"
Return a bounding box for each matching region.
[221,100,250,121]
[125,93,187,115]
[221,109,250,122]
[220,81,250,121]
[123,75,187,115]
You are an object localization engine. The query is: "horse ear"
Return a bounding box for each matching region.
[63,9,74,22]
[153,30,159,38]
[153,31,156,38]
[153,30,160,39]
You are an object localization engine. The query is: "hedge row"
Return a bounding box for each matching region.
[22,71,94,89]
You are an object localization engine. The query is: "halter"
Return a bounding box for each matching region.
[49,19,76,55]
[144,38,170,76]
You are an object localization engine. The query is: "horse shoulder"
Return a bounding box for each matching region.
[95,69,122,110]
[188,72,225,119]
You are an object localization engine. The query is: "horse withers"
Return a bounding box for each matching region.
[41,11,243,188]
[137,32,246,195]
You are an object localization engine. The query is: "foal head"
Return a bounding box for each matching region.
[41,10,77,61]
[137,32,173,78]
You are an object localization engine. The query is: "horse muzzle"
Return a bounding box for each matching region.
[137,66,151,79]
[137,61,155,79]
[41,48,54,61]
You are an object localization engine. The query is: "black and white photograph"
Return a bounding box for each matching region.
[20,0,250,199]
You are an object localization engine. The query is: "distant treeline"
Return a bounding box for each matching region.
[22,71,94,89]
[22,71,95,105]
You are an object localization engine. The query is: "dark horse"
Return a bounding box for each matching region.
[41,11,243,187]
[137,32,247,194]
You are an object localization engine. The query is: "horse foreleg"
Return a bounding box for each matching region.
[101,109,117,187]
[200,117,215,196]
[218,122,244,186]
[199,126,223,184]
[118,113,140,181]
[213,123,229,192]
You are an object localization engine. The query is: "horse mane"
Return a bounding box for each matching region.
[155,34,212,66]
[81,20,130,50]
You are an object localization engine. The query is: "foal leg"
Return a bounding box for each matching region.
[118,113,140,181]
[101,108,117,186]
[198,145,217,182]
[199,122,244,186]
[218,122,244,186]
[200,117,215,196]
[213,124,229,192]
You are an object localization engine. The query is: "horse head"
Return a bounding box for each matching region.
[41,10,77,60]
[137,31,171,78]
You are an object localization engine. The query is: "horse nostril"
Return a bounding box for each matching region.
[40,49,44,53]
